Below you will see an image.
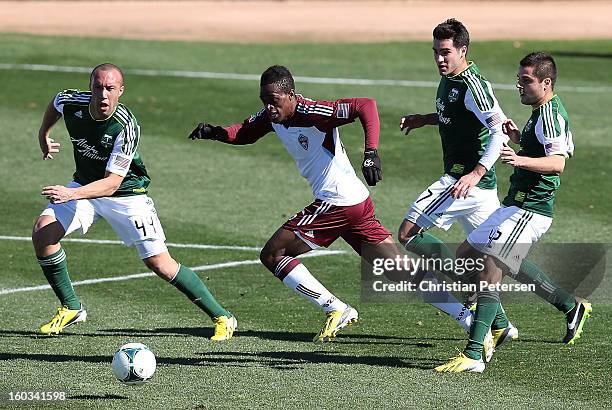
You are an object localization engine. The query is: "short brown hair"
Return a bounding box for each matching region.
[433,18,470,50]
[520,52,557,88]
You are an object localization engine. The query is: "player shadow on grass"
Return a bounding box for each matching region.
[0,328,469,345]
[193,350,441,370]
[0,351,441,371]
[95,327,449,346]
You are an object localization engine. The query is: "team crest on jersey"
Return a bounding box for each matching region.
[100,134,114,148]
[298,134,309,150]
[448,88,460,103]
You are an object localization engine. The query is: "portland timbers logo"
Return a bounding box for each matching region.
[448,88,460,103]
[298,134,309,150]
[100,134,114,148]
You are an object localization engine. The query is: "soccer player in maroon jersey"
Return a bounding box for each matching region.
[189,65,387,341]
[189,65,465,341]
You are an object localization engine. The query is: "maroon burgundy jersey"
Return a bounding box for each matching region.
[217,95,380,206]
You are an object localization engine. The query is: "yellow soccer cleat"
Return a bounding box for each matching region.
[435,352,485,373]
[492,324,519,348]
[210,315,237,341]
[39,305,87,335]
[313,305,358,342]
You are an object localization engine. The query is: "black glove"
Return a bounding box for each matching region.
[188,123,221,140]
[362,149,382,186]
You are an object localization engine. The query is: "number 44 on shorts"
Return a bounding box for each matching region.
[129,215,162,240]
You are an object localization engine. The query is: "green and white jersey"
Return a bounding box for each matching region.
[53,89,150,197]
[436,62,507,189]
[502,95,574,218]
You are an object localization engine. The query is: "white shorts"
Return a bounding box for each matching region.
[467,206,552,274]
[405,174,500,234]
[41,182,168,259]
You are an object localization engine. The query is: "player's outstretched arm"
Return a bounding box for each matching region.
[42,171,124,203]
[399,113,438,135]
[38,100,62,160]
[188,112,272,145]
[188,123,225,140]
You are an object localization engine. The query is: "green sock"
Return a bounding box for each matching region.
[170,265,230,319]
[516,259,576,313]
[491,303,509,330]
[38,248,81,310]
[464,291,499,360]
[405,232,459,281]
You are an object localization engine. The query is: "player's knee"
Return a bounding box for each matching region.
[259,247,276,272]
[31,217,62,255]
[397,221,420,246]
[143,254,178,281]
[397,229,412,246]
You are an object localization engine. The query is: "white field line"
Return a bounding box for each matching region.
[0,63,610,93]
[0,235,261,251]
[0,249,346,295]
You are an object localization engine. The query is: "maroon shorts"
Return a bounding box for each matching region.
[282,196,391,254]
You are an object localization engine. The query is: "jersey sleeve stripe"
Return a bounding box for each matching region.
[297,103,334,112]
[541,102,558,139]
[464,71,493,111]
[114,106,130,124]
[297,103,334,116]
[56,93,91,104]
[122,126,133,155]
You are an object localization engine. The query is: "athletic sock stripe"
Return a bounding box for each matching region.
[38,253,66,264]
[274,257,295,275]
[540,282,556,293]
[296,284,321,298]
[38,250,67,266]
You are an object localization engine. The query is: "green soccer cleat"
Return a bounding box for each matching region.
[435,352,485,373]
[492,323,519,349]
[313,305,358,342]
[211,315,237,341]
[563,300,592,345]
[40,305,87,335]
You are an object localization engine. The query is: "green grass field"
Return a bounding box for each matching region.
[0,34,610,409]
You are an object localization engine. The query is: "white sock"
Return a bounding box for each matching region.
[418,271,473,332]
[282,263,347,313]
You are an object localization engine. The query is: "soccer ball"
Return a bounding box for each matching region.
[111,343,156,385]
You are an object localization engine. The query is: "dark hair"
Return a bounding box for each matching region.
[260,65,294,93]
[433,18,470,50]
[90,63,124,84]
[520,52,557,88]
